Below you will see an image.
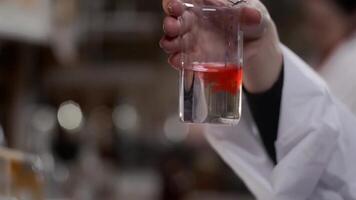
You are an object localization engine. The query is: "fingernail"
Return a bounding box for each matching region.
[168,2,174,14]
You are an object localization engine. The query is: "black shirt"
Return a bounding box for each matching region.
[244,66,284,164]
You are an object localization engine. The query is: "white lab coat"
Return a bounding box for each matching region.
[204,45,356,200]
[319,32,356,115]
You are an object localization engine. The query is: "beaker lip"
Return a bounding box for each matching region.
[183,3,241,10]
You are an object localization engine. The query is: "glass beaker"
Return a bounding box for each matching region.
[179,3,243,125]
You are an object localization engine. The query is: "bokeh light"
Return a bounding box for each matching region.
[32,106,57,134]
[57,101,83,132]
[163,114,189,143]
[113,104,140,133]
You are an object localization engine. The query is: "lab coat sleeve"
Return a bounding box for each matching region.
[272,45,340,199]
[275,46,356,199]
[203,45,355,200]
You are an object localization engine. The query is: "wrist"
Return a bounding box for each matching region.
[243,23,283,93]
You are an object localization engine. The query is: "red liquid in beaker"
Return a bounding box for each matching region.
[191,63,243,95]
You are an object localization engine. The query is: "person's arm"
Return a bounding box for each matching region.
[160,1,356,199]
[159,1,283,198]
[204,45,344,199]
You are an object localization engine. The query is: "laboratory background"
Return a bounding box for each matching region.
[0,0,331,199]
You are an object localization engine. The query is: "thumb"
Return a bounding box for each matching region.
[238,4,268,40]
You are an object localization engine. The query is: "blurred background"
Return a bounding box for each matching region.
[0,0,318,200]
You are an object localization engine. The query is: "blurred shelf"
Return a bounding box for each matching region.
[43,62,161,89]
[78,12,161,41]
[0,0,51,44]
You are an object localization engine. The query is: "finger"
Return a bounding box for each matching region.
[168,53,182,70]
[160,36,181,54]
[163,0,185,17]
[163,12,194,38]
[179,9,195,35]
[238,4,268,40]
[163,16,181,37]
[160,32,196,54]
[240,6,262,26]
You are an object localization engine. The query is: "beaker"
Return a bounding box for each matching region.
[179,2,243,125]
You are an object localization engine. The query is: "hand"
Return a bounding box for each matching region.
[160,0,283,93]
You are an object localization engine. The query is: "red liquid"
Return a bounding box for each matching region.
[192,63,243,95]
